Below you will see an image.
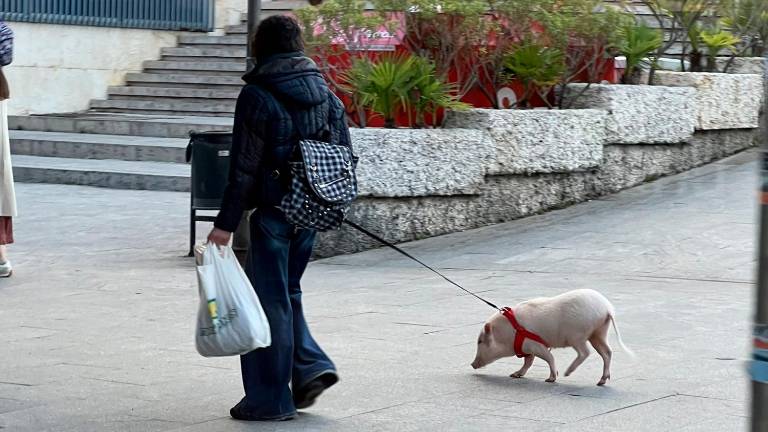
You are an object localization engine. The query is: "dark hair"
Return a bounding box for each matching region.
[252,15,304,61]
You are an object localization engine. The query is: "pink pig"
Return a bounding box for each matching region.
[471,289,633,386]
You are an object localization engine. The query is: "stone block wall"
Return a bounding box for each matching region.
[312,74,761,258]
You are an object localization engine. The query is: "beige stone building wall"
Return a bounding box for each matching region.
[3,0,250,116]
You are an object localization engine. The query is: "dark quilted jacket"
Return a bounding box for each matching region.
[214,52,352,233]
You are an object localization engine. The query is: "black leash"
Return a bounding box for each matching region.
[344,220,500,311]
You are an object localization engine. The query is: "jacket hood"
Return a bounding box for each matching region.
[243,53,329,107]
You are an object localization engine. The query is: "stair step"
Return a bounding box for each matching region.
[108,86,240,100]
[90,99,235,115]
[239,9,289,23]
[10,130,188,163]
[162,55,244,63]
[143,60,245,72]
[160,47,246,60]
[263,0,309,10]
[88,109,234,117]
[178,35,246,46]
[143,60,244,76]
[225,24,248,34]
[12,155,190,192]
[125,73,243,89]
[10,113,232,138]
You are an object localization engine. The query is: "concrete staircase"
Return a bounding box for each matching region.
[9,1,297,192]
[9,0,670,193]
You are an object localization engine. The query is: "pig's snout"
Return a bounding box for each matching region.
[471,361,479,369]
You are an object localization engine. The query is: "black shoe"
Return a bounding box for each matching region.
[229,399,296,422]
[294,371,339,410]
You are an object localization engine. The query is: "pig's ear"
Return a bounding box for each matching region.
[483,323,492,335]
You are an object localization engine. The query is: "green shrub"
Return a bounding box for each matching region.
[618,23,663,84]
[502,42,565,108]
[700,28,741,70]
[408,56,470,127]
[340,54,466,128]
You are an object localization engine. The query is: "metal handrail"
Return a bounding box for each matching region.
[0,0,214,32]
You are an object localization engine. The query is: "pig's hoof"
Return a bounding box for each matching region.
[510,372,524,378]
[545,377,556,383]
[597,376,610,386]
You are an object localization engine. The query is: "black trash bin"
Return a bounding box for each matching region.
[186,131,232,256]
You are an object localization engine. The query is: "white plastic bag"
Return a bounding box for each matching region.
[195,243,271,357]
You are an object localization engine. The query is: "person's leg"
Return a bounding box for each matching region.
[289,226,337,407]
[289,227,335,386]
[0,217,12,277]
[234,210,296,420]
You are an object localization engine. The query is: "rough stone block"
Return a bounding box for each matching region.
[653,71,763,130]
[564,84,696,144]
[444,108,607,175]
[717,56,766,75]
[717,57,766,147]
[351,128,492,198]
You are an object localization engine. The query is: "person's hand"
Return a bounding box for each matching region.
[207,227,232,247]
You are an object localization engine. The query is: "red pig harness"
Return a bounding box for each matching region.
[501,307,551,358]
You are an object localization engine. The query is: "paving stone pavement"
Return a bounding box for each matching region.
[0,150,758,431]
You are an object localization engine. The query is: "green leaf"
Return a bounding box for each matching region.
[618,23,663,81]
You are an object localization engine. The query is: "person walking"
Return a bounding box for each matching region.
[0,20,15,278]
[207,15,349,421]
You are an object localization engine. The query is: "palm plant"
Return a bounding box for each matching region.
[408,56,470,127]
[618,23,663,84]
[340,54,419,128]
[700,28,741,71]
[340,54,466,128]
[503,42,565,108]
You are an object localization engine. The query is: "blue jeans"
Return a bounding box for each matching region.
[239,208,335,417]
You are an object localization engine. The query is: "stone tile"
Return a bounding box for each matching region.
[0,396,186,432]
[0,397,39,415]
[492,392,632,423]
[166,415,339,432]
[551,394,745,432]
[676,414,748,431]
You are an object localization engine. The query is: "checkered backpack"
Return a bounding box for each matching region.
[279,102,358,231]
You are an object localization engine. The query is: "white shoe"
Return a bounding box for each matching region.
[0,260,12,278]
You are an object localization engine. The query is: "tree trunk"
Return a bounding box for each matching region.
[689,51,704,72]
[754,43,766,58]
[705,55,717,73]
